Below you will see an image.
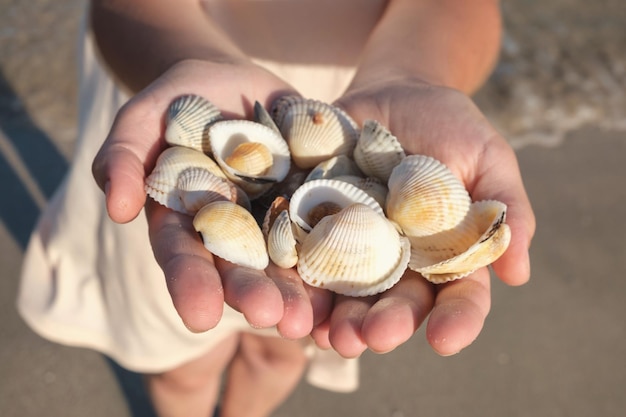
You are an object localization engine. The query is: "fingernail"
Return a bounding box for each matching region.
[104,180,111,199]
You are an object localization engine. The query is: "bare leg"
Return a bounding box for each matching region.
[145,333,239,417]
[221,333,308,417]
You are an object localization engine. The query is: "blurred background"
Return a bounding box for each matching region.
[1,0,624,416]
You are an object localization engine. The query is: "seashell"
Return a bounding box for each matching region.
[304,155,364,182]
[145,146,230,214]
[209,120,291,199]
[333,175,388,208]
[386,155,471,237]
[267,210,298,269]
[254,100,281,134]
[288,179,384,242]
[271,95,359,169]
[408,200,510,283]
[353,119,406,183]
[193,200,269,270]
[176,167,238,214]
[165,94,222,152]
[262,195,290,238]
[297,203,411,297]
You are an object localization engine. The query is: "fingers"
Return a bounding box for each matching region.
[92,92,170,223]
[471,140,536,286]
[145,200,225,332]
[426,268,491,356]
[312,270,435,358]
[216,258,284,329]
[263,264,322,339]
[361,270,435,353]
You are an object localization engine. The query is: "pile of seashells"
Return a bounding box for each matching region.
[145,94,511,297]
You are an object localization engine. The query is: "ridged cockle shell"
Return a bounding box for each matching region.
[408,200,511,283]
[271,96,358,169]
[386,155,471,237]
[145,146,235,215]
[353,119,406,182]
[193,200,269,270]
[297,203,411,296]
[165,94,222,153]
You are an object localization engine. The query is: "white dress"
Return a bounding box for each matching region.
[17,1,387,392]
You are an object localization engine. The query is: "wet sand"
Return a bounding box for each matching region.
[1,1,625,416]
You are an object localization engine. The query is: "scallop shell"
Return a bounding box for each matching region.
[267,209,298,269]
[271,95,359,169]
[288,179,385,242]
[354,119,406,182]
[408,200,510,283]
[209,120,291,199]
[193,200,269,270]
[297,203,411,296]
[304,155,364,182]
[165,94,222,152]
[145,146,230,214]
[386,155,471,237]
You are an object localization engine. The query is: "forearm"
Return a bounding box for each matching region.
[350,0,502,94]
[90,0,249,93]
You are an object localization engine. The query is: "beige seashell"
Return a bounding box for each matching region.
[267,210,299,269]
[354,119,406,183]
[408,200,510,283]
[224,142,273,177]
[145,146,229,214]
[297,203,411,297]
[304,155,364,182]
[165,94,222,152]
[261,195,291,238]
[386,155,471,237]
[334,175,388,208]
[288,179,385,242]
[271,96,359,169]
[210,120,291,199]
[193,200,269,270]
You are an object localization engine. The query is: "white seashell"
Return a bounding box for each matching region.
[165,95,222,152]
[333,175,388,208]
[176,167,238,214]
[386,155,471,237]
[209,120,291,199]
[288,178,385,242]
[145,146,230,215]
[267,210,298,269]
[297,203,411,296]
[408,200,510,283]
[354,119,406,183]
[193,200,269,270]
[304,155,363,182]
[271,95,359,169]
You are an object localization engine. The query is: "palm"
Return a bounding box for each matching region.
[310,81,536,356]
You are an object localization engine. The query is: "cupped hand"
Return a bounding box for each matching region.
[312,77,536,357]
[92,59,330,336]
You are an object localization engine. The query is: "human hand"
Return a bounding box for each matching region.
[309,77,536,357]
[92,59,329,337]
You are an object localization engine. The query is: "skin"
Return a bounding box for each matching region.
[91,0,535,363]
